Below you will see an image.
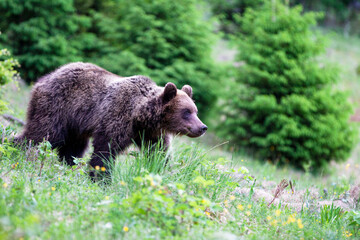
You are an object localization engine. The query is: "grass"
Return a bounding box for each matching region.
[1,128,359,239]
[321,30,360,103]
[1,31,360,239]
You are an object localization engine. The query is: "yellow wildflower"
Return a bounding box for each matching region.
[270,220,277,226]
[202,199,208,204]
[101,167,106,172]
[123,226,129,232]
[105,196,110,200]
[247,204,251,209]
[297,219,304,229]
[3,183,8,188]
[237,204,244,211]
[205,211,210,216]
[266,216,272,221]
[120,181,126,186]
[246,211,251,216]
[51,187,56,191]
[95,166,100,170]
[287,215,296,224]
[229,195,236,201]
[275,209,281,216]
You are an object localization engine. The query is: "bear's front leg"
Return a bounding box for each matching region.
[88,135,127,181]
[89,147,116,181]
[143,134,172,167]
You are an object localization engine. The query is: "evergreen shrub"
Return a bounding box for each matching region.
[219,1,358,169]
[0,0,222,117]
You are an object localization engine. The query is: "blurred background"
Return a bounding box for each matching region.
[0,0,359,171]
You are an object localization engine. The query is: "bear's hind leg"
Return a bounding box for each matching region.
[57,135,89,166]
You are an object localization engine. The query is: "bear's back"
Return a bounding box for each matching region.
[35,62,157,95]
[31,62,161,122]
[36,62,114,87]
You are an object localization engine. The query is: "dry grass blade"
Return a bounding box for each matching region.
[289,180,295,194]
[350,185,360,207]
[268,179,289,207]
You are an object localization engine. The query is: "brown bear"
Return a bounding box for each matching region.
[15,62,207,174]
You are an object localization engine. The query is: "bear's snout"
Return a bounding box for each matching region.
[200,125,208,134]
[187,124,207,138]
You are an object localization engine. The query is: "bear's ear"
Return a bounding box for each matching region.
[181,85,192,98]
[162,82,177,104]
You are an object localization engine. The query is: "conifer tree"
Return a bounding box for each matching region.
[220,1,357,169]
[0,0,82,81]
[0,0,221,116]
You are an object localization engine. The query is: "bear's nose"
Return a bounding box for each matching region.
[200,125,208,133]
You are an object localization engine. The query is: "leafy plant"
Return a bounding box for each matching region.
[347,210,360,236]
[320,204,345,225]
[0,39,19,113]
[110,174,216,237]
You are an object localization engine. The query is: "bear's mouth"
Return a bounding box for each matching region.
[185,128,205,138]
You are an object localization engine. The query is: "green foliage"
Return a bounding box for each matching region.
[347,210,360,236]
[0,0,81,81]
[0,50,17,87]
[292,0,360,34]
[0,36,18,113]
[112,174,215,237]
[208,0,360,35]
[208,0,263,34]
[0,0,221,116]
[320,204,345,225]
[110,142,244,202]
[219,1,358,169]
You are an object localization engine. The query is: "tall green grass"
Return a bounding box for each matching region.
[1,125,360,239]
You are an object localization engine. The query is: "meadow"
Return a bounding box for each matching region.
[0,30,359,239]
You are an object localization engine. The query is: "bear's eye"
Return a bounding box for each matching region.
[182,109,191,120]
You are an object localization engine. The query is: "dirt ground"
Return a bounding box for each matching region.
[235,181,360,212]
[351,108,360,122]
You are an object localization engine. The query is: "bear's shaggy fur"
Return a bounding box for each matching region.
[15,62,207,172]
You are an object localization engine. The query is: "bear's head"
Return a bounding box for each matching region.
[161,83,207,138]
